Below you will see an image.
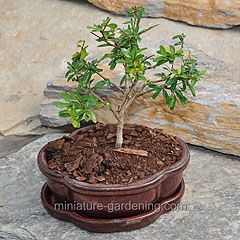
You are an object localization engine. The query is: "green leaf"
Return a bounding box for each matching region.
[175,89,187,106]
[139,24,159,35]
[153,56,168,65]
[152,87,162,99]
[68,92,77,99]
[174,42,182,46]
[120,75,126,86]
[198,70,205,78]
[72,119,81,128]
[97,43,110,48]
[87,112,97,123]
[165,77,177,87]
[108,23,117,30]
[154,72,166,78]
[139,74,147,83]
[159,45,167,55]
[123,20,131,24]
[53,101,69,108]
[169,96,177,110]
[163,89,170,105]
[170,45,175,53]
[85,72,92,83]
[80,48,87,59]
[148,83,158,89]
[187,83,196,97]
[75,109,85,116]
[121,49,131,58]
[65,70,72,77]
[82,112,90,122]
[60,92,70,102]
[108,59,117,70]
[139,47,147,52]
[172,34,183,41]
[59,110,70,117]
[180,81,186,91]
[177,67,182,75]
[191,77,198,86]
[67,74,74,82]
[69,108,77,117]
[89,93,98,105]
[93,80,106,90]
[176,49,183,57]
[72,101,80,109]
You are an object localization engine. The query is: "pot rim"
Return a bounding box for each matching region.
[38,124,190,192]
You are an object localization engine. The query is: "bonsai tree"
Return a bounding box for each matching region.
[54,6,204,148]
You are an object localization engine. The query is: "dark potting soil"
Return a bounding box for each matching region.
[45,124,183,184]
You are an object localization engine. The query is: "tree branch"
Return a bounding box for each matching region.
[90,32,116,48]
[89,90,119,120]
[151,79,166,84]
[136,88,155,98]
[123,83,149,110]
[118,77,138,113]
[95,72,124,94]
[90,31,101,39]
[142,54,154,63]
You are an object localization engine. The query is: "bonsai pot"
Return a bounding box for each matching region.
[38,124,190,219]
[41,179,185,232]
[36,5,203,232]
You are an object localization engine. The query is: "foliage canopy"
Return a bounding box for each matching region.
[54,7,204,147]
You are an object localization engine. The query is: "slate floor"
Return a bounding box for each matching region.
[0,134,239,240]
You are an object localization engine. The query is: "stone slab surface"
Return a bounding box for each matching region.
[88,0,240,29]
[0,134,41,158]
[0,134,239,239]
[0,0,240,137]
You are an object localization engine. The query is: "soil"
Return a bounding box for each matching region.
[45,124,183,184]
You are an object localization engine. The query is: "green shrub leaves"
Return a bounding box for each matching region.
[54,6,204,129]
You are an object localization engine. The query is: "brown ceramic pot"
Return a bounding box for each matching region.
[41,180,185,232]
[38,125,190,218]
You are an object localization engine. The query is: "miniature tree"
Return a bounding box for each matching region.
[54,7,204,148]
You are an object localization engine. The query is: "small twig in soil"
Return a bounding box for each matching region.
[113,148,148,157]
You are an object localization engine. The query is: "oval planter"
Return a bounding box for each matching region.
[38,125,190,218]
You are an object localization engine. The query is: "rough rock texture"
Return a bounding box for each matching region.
[39,41,240,156]
[0,135,41,158]
[1,0,240,137]
[0,134,239,239]
[88,0,240,29]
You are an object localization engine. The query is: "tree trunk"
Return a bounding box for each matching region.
[115,115,124,148]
